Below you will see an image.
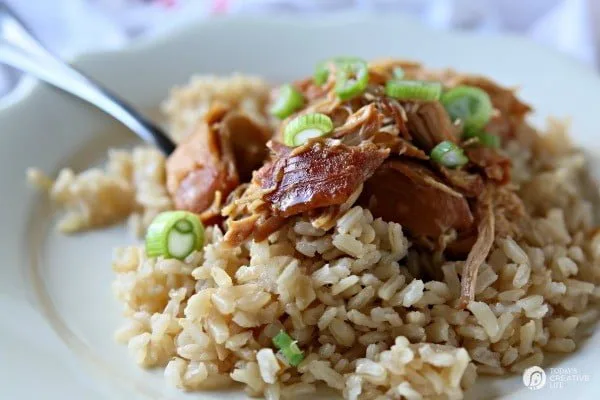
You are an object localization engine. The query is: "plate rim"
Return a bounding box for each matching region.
[1,11,598,113]
[2,12,600,400]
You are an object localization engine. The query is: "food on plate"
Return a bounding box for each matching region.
[28,58,600,399]
[145,211,205,260]
[165,107,271,223]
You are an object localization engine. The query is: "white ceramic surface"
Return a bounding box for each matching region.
[1,13,599,400]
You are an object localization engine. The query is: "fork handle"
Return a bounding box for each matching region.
[0,4,175,155]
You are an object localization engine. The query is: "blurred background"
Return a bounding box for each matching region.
[1,0,599,98]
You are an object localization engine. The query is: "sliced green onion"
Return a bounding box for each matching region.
[441,86,493,131]
[314,61,329,86]
[283,113,333,147]
[478,132,500,148]
[145,211,204,260]
[464,129,500,148]
[385,80,442,101]
[273,331,304,366]
[313,57,365,87]
[392,67,405,79]
[270,84,305,119]
[334,58,369,100]
[430,140,469,168]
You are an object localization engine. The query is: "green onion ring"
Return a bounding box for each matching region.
[392,67,405,79]
[430,140,469,168]
[441,85,493,131]
[313,57,369,100]
[273,330,304,366]
[145,211,204,260]
[314,61,330,86]
[464,129,501,148]
[270,84,305,119]
[385,80,442,101]
[334,58,369,100]
[283,113,333,147]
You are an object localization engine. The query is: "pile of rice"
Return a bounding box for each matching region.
[27,147,171,235]
[29,75,600,399]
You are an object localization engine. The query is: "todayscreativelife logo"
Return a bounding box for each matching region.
[522,366,591,390]
[523,366,547,390]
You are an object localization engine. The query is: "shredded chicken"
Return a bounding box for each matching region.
[164,60,532,295]
[466,147,512,185]
[402,101,460,150]
[333,104,385,144]
[445,184,524,259]
[294,76,335,103]
[368,59,424,81]
[198,190,225,226]
[437,167,484,198]
[459,188,496,307]
[372,134,428,159]
[222,113,271,182]
[222,140,388,245]
[310,184,365,231]
[360,159,474,239]
[377,98,411,140]
[491,185,526,239]
[166,109,238,216]
[166,105,271,220]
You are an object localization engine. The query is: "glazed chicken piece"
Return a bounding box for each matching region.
[259,139,389,217]
[360,159,475,239]
[466,147,512,185]
[223,139,389,245]
[166,106,271,221]
[166,120,237,215]
[402,101,460,151]
[359,156,501,307]
[436,166,484,198]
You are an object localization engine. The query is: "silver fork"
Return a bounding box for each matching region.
[0,2,176,155]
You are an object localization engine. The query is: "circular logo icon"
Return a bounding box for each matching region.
[523,366,546,390]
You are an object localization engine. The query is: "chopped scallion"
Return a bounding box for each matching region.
[314,61,329,86]
[334,58,369,100]
[385,80,442,101]
[441,86,493,131]
[392,67,405,79]
[273,331,304,366]
[313,57,369,99]
[464,129,501,148]
[283,113,333,147]
[270,84,305,119]
[478,132,500,148]
[430,140,469,168]
[145,211,204,260]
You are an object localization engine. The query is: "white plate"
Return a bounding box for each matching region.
[1,13,599,400]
